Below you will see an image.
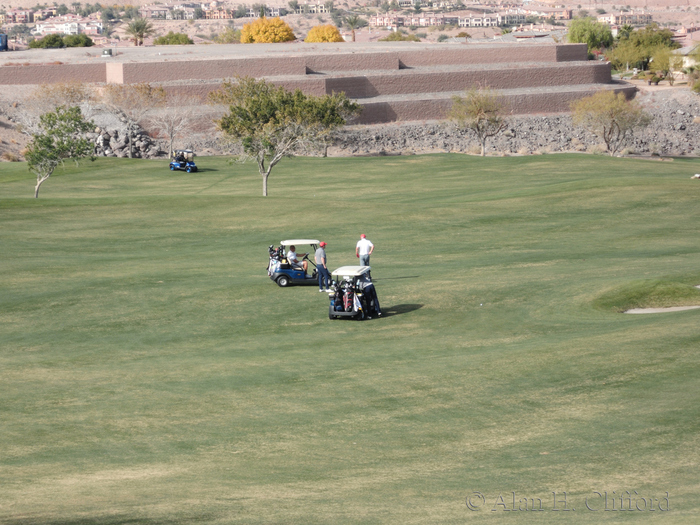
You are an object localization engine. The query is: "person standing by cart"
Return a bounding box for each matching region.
[315,241,331,292]
[356,234,374,266]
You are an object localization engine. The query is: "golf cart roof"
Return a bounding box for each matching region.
[281,239,320,246]
[174,149,194,154]
[331,266,371,278]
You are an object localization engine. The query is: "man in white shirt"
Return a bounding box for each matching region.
[355,234,374,266]
[287,245,308,272]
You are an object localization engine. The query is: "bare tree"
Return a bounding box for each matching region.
[149,94,197,158]
[448,88,508,157]
[101,83,166,158]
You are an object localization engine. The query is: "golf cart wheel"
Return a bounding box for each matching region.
[170,165,175,171]
[186,167,192,173]
[277,275,290,287]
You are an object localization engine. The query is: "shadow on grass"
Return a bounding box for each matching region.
[373,275,420,281]
[382,303,423,318]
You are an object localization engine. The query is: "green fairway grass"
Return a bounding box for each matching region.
[1,154,699,523]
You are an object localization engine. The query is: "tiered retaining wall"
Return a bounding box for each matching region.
[1,42,636,123]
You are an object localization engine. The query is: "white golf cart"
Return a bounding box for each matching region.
[328,266,381,320]
[268,239,319,287]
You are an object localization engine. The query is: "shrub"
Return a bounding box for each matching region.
[214,27,241,44]
[1,152,19,162]
[379,31,420,42]
[437,34,448,42]
[241,16,296,43]
[456,31,470,38]
[305,24,344,42]
[154,31,194,45]
[415,32,427,39]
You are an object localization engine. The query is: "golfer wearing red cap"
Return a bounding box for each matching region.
[355,234,374,266]
[315,241,331,292]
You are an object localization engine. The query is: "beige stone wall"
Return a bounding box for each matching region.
[0,63,105,85]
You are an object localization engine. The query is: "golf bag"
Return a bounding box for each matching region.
[268,245,283,276]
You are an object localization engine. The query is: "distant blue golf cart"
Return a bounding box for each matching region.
[268,239,319,287]
[169,149,197,173]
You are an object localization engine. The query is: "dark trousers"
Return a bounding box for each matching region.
[317,266,331,290]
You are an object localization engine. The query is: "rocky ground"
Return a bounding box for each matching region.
[2,81,699,163]
[329,88,700,158]
[187,82,700,158]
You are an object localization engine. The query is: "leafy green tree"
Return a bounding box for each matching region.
[613,24,680,71]
[448,88,508,157]
[288,0,299,12]
[567,17,613,55]
[153,31,194,45]
[571,91,651,156]
[122,6,140,20]
[63,34,94,47]
[25,106,94,198]
[28,33,65,48]
[209,77,361,196]
[650,46,684,85]
[125,18,155,46]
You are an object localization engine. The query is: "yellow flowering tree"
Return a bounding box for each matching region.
[240,17,295,43]
[305,24,344,43]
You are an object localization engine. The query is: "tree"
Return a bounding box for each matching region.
[240,16,295,43]
[153,31,194,45]
[345,14,365,42]
[101,83,166,158]
[571,91,652,156]
[125,18,155,46]
[649,46,684,85]
[567,17,613,55]
[448,88,508,157]
[209,77,361,196]
[288,0,299,12]
[214,27,241,43]
[607,39,644,73]
[63,33,94,47]
[28,33,65,48]
[150,94,197,158]
[305,24,344,42]
[616,23,634,41]
[614,23,680,71]
[25,106,94,198]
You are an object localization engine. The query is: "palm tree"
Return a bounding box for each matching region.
[617,24,634,41]
[125,18,155,46]
[345,14,363,42]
